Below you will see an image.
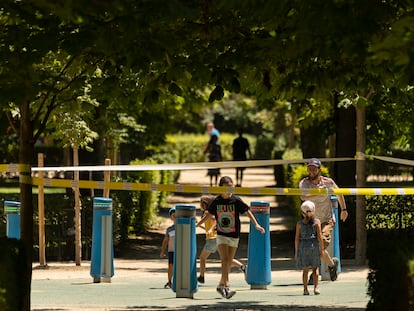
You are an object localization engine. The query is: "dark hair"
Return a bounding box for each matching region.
[219,176,233,186]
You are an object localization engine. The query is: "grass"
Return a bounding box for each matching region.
[0,187,66,195]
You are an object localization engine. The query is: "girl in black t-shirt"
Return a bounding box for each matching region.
[196,176,265,299]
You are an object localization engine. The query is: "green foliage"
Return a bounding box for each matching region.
[111,183,134,244]
[165,134,206,163]
[254,136,275,160]
[166,133,257,163]
[127,160,161,233]
[367,229,414,311]
[150,151,179,206]
[111,149,179,242]
[51,112,99,151]
[365,196,414,310]
[366,195,414,229]
[0,238,26,311]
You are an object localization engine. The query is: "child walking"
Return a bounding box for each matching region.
[197,195,247,284]
[295,200,324,295]
[196,176,265,299]
[160,207,176,289]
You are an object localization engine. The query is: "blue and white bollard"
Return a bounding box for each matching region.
[172,204,197,298]
[320,195,341,280]
[331,195,341,273]
[4,200,20,239]
[246,201,271,289]
[90,197,114,283]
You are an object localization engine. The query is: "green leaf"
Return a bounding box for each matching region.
[208,85,224,103]
[168,82,182,96]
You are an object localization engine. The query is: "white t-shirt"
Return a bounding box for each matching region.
[299,176,337,223]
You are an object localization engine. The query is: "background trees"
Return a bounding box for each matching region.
[1,1,414,309]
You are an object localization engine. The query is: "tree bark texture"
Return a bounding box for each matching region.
[355,106,367,265]
[19,101,34,311]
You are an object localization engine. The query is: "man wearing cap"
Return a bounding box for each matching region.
[299,158,348,282]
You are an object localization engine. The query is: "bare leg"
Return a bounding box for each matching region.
[322,249,334,266]
[303,267,309,294]
[312,266,320,294]
[217,244,237,287]
[168,263,173,283]
[199,249,211,277]
[239,169,244,186]
[232,258,243,269]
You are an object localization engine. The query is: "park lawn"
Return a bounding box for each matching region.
[0,187,66,194]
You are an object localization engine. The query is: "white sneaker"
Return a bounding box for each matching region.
[224,286,236,299]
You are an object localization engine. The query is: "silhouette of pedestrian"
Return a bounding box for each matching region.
[232,129,251,187]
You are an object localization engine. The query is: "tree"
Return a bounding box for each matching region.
[2,1,414,309]
[51,112,99,265]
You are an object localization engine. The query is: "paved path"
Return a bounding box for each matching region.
[31,167,370,310]
[32,259,369,311]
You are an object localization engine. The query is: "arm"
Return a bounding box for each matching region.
[337,194,348,222]
[299,179,310,201]
[196,210,213,228]
[246,140,252,159]
[160,236,168,258]
[246,210,265,234]
[294,222,300,260]
[206,218,217,236]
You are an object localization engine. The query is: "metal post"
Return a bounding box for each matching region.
[172,204,197,298]
[246,201,271,289]
[5,201,21,239]
[90,197,114,283]
[320,196,341,280]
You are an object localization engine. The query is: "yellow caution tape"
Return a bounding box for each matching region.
[0,164,31,173]
[29,177,414,196]
[4,155,414,196]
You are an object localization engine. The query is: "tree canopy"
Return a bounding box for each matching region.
[2,1,414,309]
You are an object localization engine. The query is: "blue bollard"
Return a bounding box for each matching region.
[90,197,114,283]
[4,201,20,239]
[246,201,271,289]
[172,204,197,298]
[321,196,342,280]
[331,195,341,273]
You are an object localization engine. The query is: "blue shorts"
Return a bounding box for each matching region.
[202,238,217,253]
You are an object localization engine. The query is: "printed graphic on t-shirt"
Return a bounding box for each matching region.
[217,203,235,233]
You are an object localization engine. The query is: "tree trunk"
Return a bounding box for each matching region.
[300,123,327,158]
[334,105,356,186]
[19,101,34,311]
[355,106,367,265]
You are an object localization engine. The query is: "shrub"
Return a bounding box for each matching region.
[366,195,414,310]
[367,229,414,311]
[166,133,257,163]
[127,159,162,233]
[0,237,26,311]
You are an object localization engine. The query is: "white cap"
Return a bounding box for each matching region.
[301,200,315,214]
